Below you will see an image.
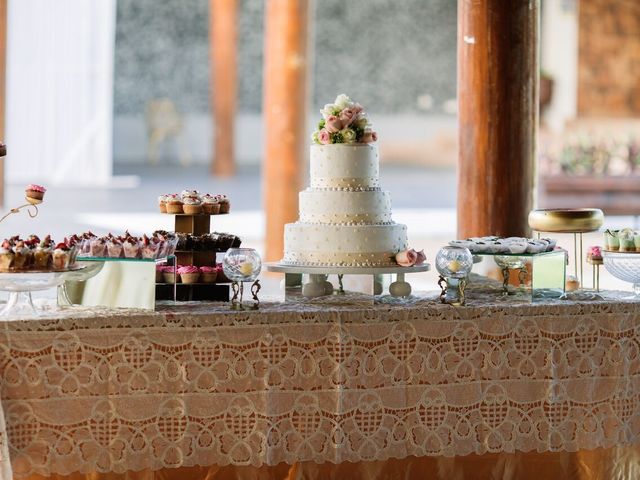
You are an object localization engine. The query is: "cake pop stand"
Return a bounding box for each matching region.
[265,263,430,300]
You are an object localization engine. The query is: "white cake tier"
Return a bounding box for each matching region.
[283,223,408,267]
[310,144,379,189]
[299,189,393,225]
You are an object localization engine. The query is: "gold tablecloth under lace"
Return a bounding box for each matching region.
[1,287,640,479]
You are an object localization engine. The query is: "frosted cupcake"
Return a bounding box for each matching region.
[162,265,179,284]
[183,197,203,215]
[25,184,46,204]
[218,194,230,214]
[200,265,218,283]
[165,195,183,214]
[201,194,221,214]
[181,189,200,200]
[156,264,165,283]
[178,265,200,284]
[158,194,168,213]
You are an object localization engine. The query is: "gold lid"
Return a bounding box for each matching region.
[528,208,604,233]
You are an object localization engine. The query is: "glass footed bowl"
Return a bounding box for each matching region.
[222,248,261,282]
[603,251,640,297]
[435,246,473,279]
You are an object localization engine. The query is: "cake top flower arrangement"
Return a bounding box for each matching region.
[312,94,377,145]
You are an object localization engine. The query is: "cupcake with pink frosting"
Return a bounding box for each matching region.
[178,265,200,284]
[162,265,179,284]
[199,265,218,283]
[25,184,46,204]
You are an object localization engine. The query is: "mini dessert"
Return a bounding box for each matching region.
[565,274,580,292]
[107,237,124,258]
[218,194,230,214]
[604,230,620,251]
[158,195,168,213]
[25,184,46,204]
[141,234,158,259]
[586,246,603,265]
[201,194,221,215]
[123,236,141,258]
[162,266,179,284]
[90,237,107,257]
[619,228,635,252]
[182,197,203,215]
[181,189,200,199]
[199,265,218,283]
[33,236,53,269]
[156,264,165,283]
[634,233,640,252]
[12,241,32,269]
[52,243,71,270]
[165,195,183,214]
[178,265,200,284]
[0,240,14,270]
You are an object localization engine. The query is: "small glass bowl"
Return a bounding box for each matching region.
[222,248,261,282]
[436,246,473,279]
[603,251,640,297]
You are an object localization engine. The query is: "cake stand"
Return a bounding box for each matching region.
[0,266,86,317]
[602,251,640,298]
[265,263,430,300]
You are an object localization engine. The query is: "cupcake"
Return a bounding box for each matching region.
[178,265,200,284]
[182,197,203,215]
[604,229,619,251]
[181,189,200,200]
[13,241,31,269]
[52,243,71,270]
[33,236,53,269]
[107,237,124,258]
[25,184,46,204]
[566,274,580,292]
[158,195,168,213]
[200,265,218,283]
[0,240,14,271]
[202,194,221,215]
[165,195,183,214]
[162,266,179,284]
[217,194,230,214]
[156,264,165,283]
[123,236,141,258]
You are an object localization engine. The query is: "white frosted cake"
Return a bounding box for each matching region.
[283,95,408,267]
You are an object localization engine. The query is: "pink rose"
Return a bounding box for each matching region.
[325,115,343,133]
[351,103,364,115]
[395,249,418,267]
[414,249,426,265]
[361,130,378,143]
[318,129,331,145]
[339,108,356,127]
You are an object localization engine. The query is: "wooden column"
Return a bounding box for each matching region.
[209,0,237,177]
[263,0,309,261]
[0,0,6,207]
[457,0,539,238]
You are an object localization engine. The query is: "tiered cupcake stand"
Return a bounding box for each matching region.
[266,263,430,300]
[156,213,231,302]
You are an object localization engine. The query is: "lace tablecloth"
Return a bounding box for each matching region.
[1,286,640,478]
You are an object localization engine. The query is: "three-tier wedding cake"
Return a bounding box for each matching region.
[283,94,408,267]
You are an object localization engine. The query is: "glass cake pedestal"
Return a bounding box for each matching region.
[265,263,430,303]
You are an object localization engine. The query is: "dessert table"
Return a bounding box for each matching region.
[1,280,640,479]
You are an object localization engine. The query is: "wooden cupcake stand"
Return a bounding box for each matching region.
[155,213,231,302]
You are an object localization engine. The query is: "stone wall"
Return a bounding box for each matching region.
[114,0,457,115]
[578,0,640,117]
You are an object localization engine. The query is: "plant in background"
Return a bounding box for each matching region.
[549,137,640,176]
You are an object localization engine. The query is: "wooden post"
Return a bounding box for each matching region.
[457,0,539,238]
[209,0,237,177]
[263,0,309,262]
[0,0,6,207]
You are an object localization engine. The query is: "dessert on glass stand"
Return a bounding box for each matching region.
[266,94,429,300]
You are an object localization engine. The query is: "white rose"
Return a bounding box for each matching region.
[334,94,352,110]
[340,128,357,144]
[320,103,336,119]
[354,116,368,129]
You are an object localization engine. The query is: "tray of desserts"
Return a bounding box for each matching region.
[156,264,231,285]
[75,231,178,260]
[175,232,242,252]
[159,190,230,215]
[449,236,558,255]
[0,235,82,273]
